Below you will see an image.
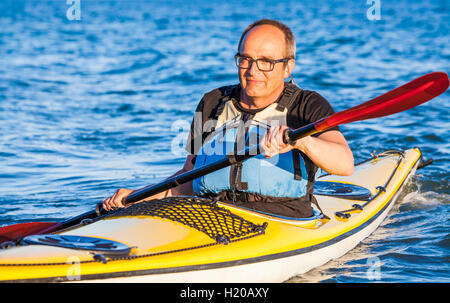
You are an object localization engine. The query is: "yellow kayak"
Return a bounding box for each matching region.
[0,148,423,282]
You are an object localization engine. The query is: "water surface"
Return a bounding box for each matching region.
[0,0,448,282]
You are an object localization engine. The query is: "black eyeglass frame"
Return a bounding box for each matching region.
[234,53,291,72]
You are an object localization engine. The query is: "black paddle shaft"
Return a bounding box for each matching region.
[124,123,318,205]
[125,147,257,204]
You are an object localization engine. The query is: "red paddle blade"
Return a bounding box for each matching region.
[0,222,57,244]
[316,72,449,131]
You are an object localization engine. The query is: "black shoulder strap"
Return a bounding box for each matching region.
[292,149,303,180]
[202,84,239,141]
[276,83,303,112]
[229,113,253,196]
[298,151,330,219]
[213,84,239,120]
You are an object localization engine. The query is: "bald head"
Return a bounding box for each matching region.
[237,19,296,59]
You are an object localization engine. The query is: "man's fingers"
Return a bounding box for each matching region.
[265,127,272,148]
[277,127,286,147]
[106,197,115,211]
[102,198,110,211]
[102,196,109,210]
[261,132,274,158]
[102,189,125,211]
[272,127,282,149]
[268,127,282,151]
[260,126,293,158]
[261,127,279,158]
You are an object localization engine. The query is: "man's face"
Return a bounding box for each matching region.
[238,25,294,101]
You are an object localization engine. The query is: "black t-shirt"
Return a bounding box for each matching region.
[186,83,340,155]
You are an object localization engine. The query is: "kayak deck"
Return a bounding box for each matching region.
[0,148,422,282]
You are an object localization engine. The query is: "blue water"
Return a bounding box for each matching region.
[0,0,448,282]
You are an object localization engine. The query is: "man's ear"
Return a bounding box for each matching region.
[284,59,295,79]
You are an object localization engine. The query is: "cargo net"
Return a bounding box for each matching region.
[102,196,267,244]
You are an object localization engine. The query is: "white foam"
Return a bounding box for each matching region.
[401,190,447,208]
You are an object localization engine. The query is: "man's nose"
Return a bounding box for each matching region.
[246,60,260,75]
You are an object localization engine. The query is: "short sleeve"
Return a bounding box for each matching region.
[292,91,340,137]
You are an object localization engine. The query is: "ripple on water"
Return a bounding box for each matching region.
[0,0,448,283]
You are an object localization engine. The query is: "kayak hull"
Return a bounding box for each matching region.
[0,148,422,282]
[77,199,397,283]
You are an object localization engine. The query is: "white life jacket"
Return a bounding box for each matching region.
[193,84,317,199]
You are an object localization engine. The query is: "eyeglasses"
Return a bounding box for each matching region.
[234,53,290,72]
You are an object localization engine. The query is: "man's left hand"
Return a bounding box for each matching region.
[260,125,308,158]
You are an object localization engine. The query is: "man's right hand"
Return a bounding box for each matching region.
[102,188,134,211]
[101,155,195,211]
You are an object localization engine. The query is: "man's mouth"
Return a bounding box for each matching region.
[246,79,264,84]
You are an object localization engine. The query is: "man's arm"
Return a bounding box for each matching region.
[294,130,354,176]
[260,127,354,176]
[168,154,195,196]
[102,155,195,211]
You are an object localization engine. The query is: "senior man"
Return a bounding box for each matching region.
[103,19,354,218]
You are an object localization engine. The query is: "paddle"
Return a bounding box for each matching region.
[0,71,448,243]
[0,222,57,244]
[0,204,104,244]
[124,71,449,203]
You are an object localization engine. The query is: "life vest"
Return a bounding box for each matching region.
[192,84,318,200]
